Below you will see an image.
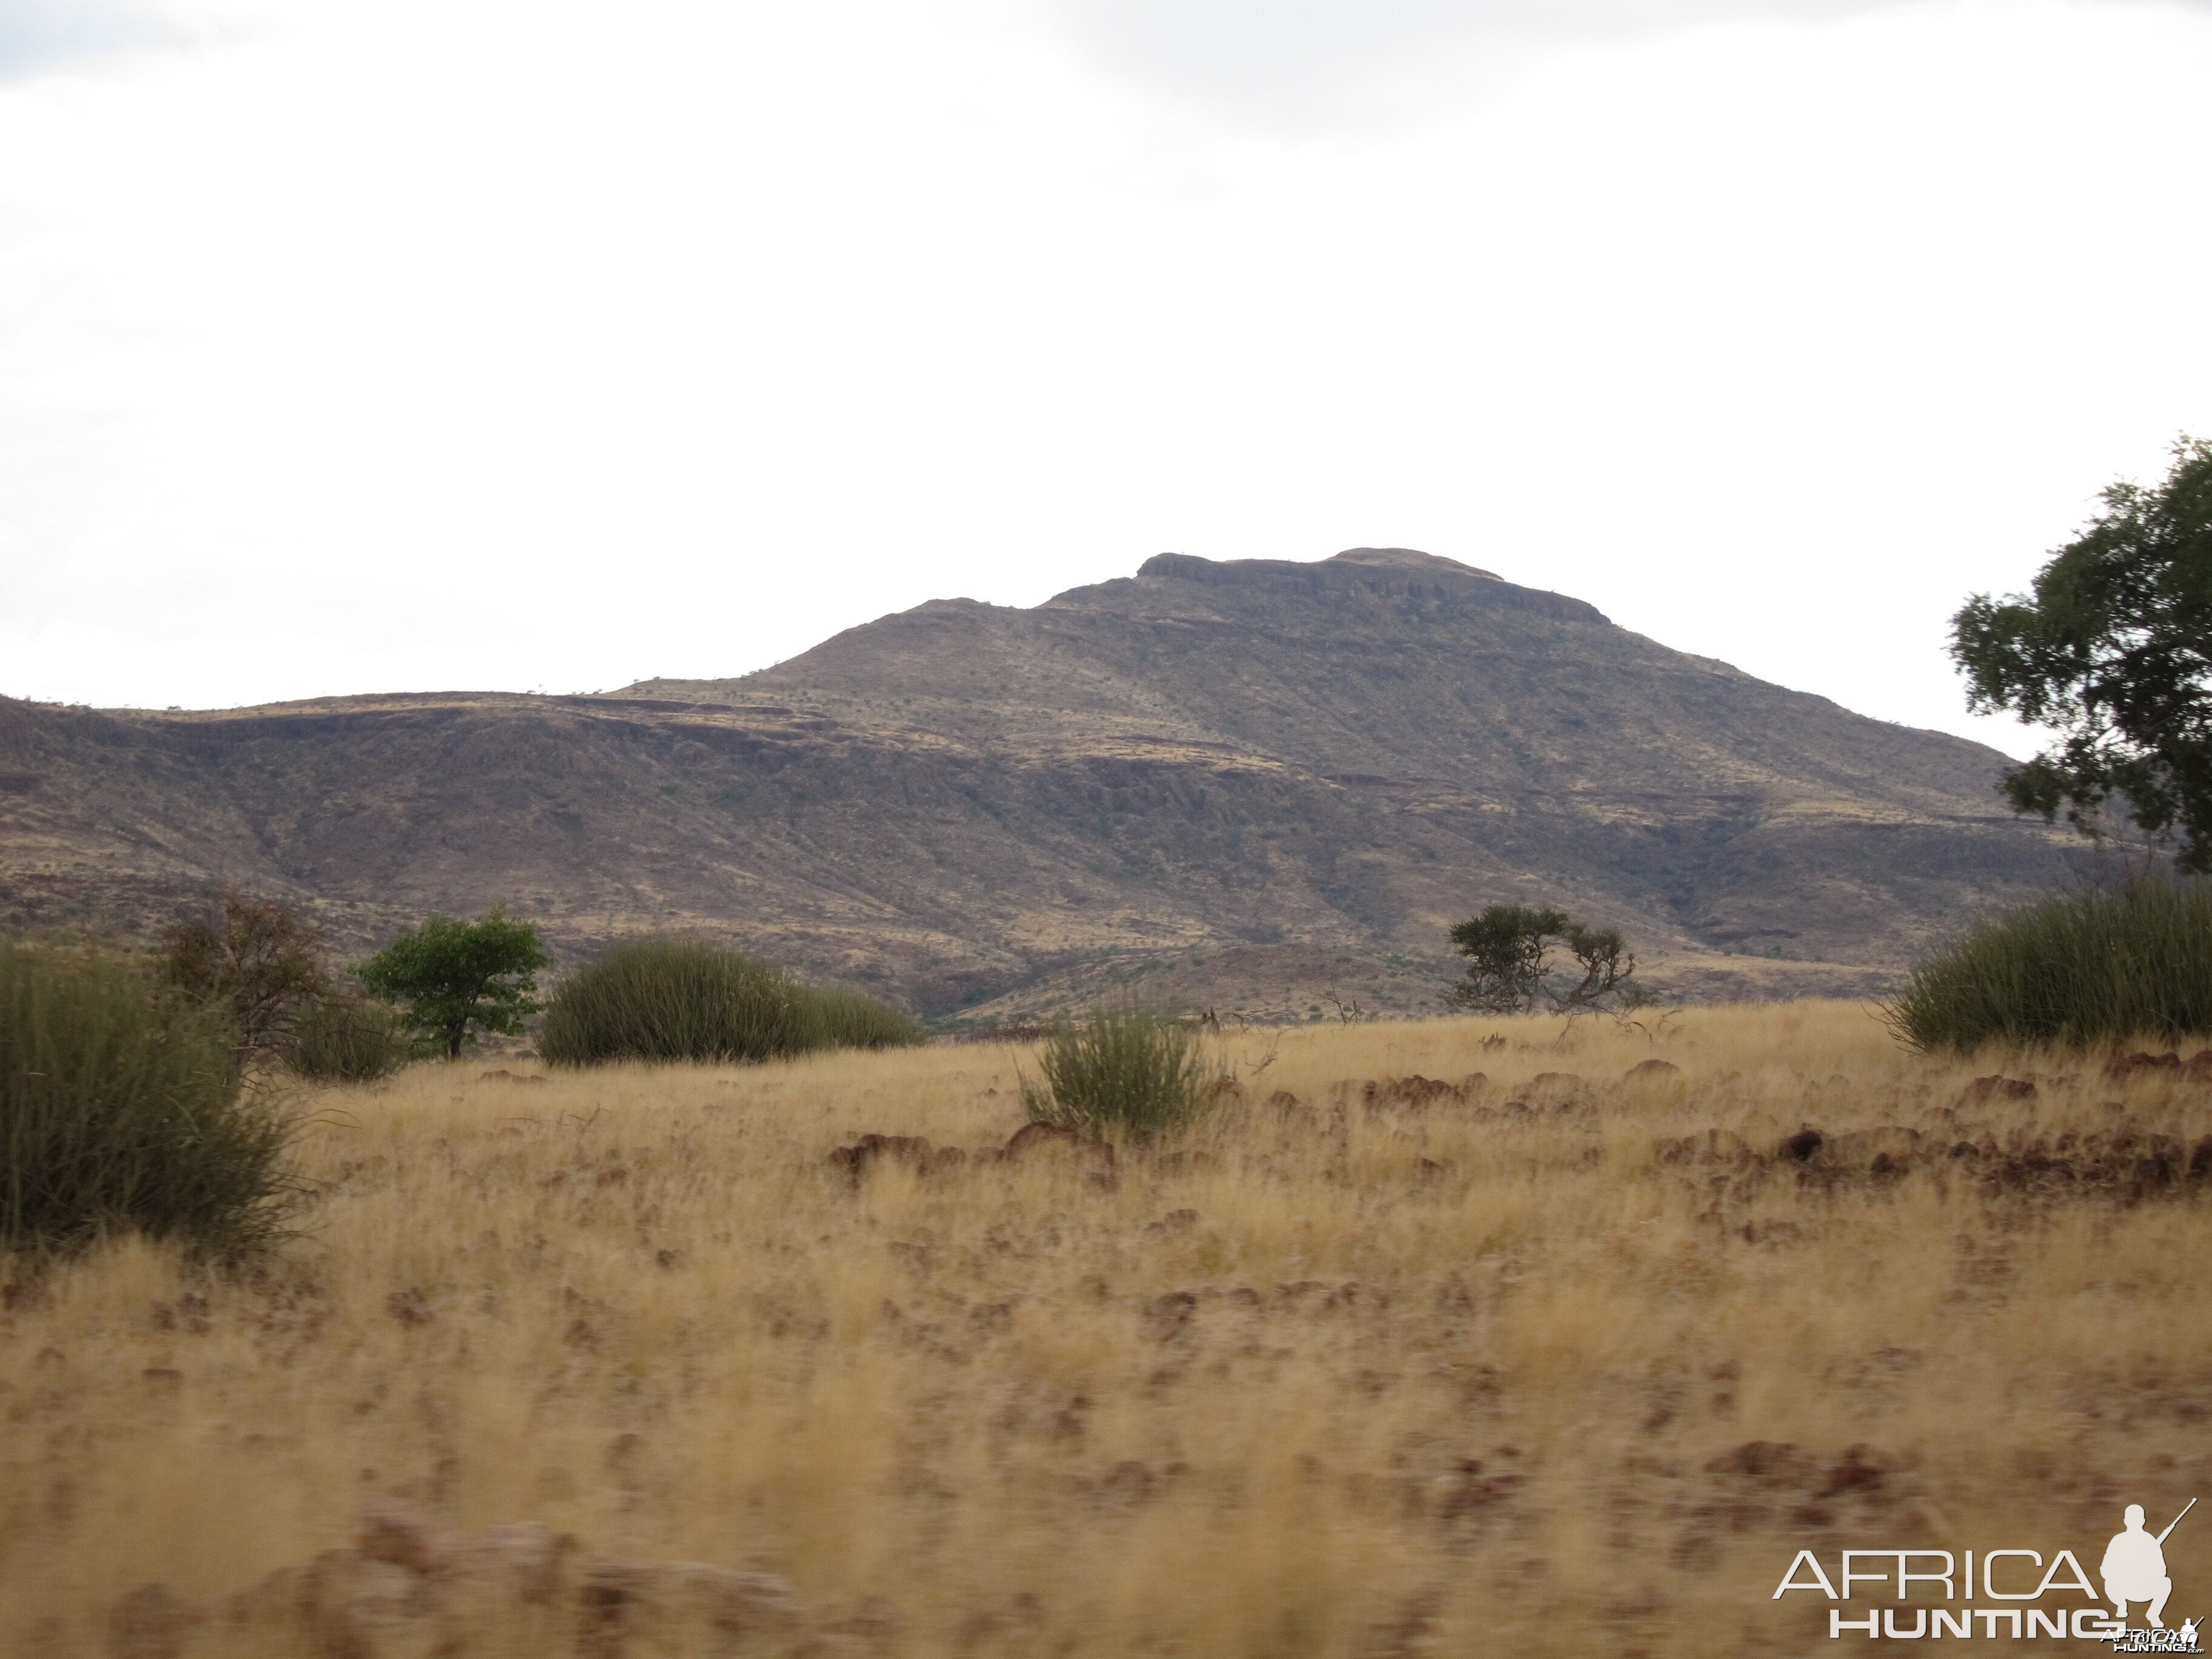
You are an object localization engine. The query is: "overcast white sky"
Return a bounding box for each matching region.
[2,0,2208,755]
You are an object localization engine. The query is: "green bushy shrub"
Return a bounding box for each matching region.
[1886,876,2212,1051]
[0,940,297,1258]
[288,996,411,1083]
[538,937,922,1067]
[1019,1002,1222,1142]
[807,982,931,1051]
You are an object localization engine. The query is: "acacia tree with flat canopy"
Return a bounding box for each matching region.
[1447,904,1635,1014]
[1952,436,2212,867]
[357,910,549,1059]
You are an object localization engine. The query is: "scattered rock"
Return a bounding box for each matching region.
[1100,1458,1161,1503]
[1002,1121,1115,1168]
[1434,1457,1524,1521]
[1965,1074,2036,1100]
[358,1497,451,1574]
[1826,1126,1922,1161]
[1704,1440,1812,1484]
[384,1289,434,1328]
[1778,1128,1825,1162]
[1145,1290,1199,1339]
[826,1134,967,1179]
[2105,1050,2184,1077]
[1815,1444,1890,1499]
[444,1521,576,1603]
[1655,1128,1751,1165]
[580,1557,799,1657]
[1362,1075,1465,1107]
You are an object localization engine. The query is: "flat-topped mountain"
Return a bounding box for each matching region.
[1,549,2068,1019]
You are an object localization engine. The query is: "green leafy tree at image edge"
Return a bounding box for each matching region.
[1447,904,1636,1014]
[357,910,549,1059]
[1952,436,2212,869]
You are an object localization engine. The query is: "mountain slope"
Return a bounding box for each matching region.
[1,549,2067,1018]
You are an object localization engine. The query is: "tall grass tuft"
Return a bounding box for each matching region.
[0,940,298,1258]
[539,937,923,1067]
[288,996,411,1084]
[1019,1002,1222,1142]
[1887,876,2212,1051]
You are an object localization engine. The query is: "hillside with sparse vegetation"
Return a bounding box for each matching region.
[0,549,2070,1022]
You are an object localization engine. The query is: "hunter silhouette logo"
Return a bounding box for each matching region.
[1772,1496,2200,1647]
[2104,1501,2198,1654]
[2105,1501,2190,1629]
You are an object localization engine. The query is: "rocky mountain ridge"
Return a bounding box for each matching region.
[0,548,2068,1019]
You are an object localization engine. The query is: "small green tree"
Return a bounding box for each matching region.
[1951,435,2212,868]
[1447,905,1635,1014]
[357,910,548,1059]
[156,889,332,1070]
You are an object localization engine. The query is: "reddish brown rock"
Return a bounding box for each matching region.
[1003,1121,1115,1168]
[357,1498,451,1574]
[826,1133,965,1179]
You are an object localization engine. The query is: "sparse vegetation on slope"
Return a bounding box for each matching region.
[5,1002,2200,1655]
[0,939,297,1258]
[538,936,920,1067]
[1886,874,2212,1049]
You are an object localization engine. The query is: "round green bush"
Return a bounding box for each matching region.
[539,937,922,1067]
[1886,876,2212,1051]
[1019,1002,1223,1142]
[0,940,297,1258]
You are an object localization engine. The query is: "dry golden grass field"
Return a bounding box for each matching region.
[2,1001,2208,1657]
